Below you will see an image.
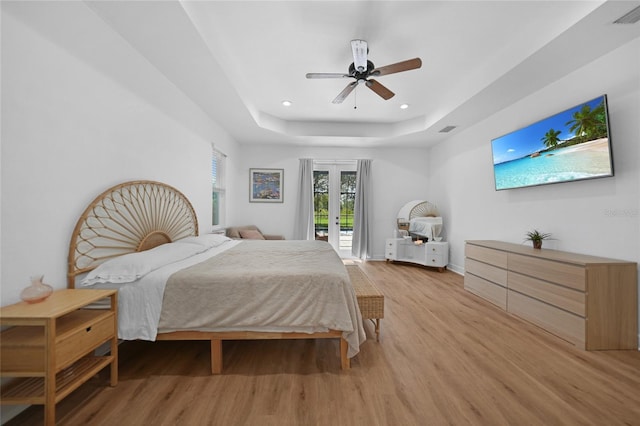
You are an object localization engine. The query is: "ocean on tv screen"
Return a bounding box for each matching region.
[494,138,612,190]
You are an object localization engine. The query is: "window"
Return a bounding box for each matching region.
[212,147,226,227]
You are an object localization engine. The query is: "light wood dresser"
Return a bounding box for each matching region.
[0,289,118,425]
[464,240,637,350]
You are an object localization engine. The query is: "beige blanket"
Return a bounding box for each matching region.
[158,240,365,357]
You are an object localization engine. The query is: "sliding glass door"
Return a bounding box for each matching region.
[313,163,356,257]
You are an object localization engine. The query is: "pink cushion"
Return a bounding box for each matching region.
[239,229,266,240]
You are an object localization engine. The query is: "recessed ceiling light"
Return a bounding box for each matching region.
[400,104,409,109]
[282,100,292,107]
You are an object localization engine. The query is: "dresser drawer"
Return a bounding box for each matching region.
[465,244,507,269]
[508,271,585,316]
[385,239,398,259]
[509,253,585,290]
[56,311,115,370]
[508,290,585,348]
[427,254,445,267]
[465,257,507,286]
[464,273,507,310]
[403,244,425,261]
[426,243,447,256]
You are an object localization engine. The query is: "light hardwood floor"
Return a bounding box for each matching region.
[7,261,640,425]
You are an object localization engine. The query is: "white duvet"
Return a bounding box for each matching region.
[88,239,365,357]
[91,240,241,341]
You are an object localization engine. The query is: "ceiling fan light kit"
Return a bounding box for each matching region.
[307,39,422,104]
[351,39,368,72]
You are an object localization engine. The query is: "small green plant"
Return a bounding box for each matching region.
[524,229,552,249]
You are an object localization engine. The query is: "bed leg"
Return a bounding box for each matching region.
[211,339,223,374]
[375,319,381,342]
[340,337,350,370]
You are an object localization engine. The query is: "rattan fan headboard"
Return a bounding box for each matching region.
[68,180,198,288]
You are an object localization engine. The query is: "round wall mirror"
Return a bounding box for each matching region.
[396,200,442,240]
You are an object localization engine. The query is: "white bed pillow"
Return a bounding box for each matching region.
[80,242,206,286]
[177,233,231,249]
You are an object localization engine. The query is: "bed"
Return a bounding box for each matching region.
[67,180,365,373]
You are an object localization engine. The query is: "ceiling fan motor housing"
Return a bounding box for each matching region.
[349,60,376,80]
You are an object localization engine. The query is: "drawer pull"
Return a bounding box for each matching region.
[86,326,92,332]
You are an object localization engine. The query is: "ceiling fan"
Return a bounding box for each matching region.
[306,39,422,104]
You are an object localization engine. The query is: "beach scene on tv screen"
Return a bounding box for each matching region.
[492,95,613,190]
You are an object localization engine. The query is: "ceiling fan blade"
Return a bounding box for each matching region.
[371,58,422,77]
[366,79,395,100]
[306,73,351,79]
[332,81,358,104]
[351,39,368,73]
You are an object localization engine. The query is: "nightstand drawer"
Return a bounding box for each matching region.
[56,310,115,370]
[0,310,115,373]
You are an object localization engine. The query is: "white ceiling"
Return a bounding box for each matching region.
[84,0,640,148]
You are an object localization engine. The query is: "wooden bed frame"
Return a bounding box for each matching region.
[68,180,350,374]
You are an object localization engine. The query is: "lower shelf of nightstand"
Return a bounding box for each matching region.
[0,355,113,405]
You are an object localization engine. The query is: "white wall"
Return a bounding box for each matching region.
[1,3,239,308]
[229,145,430,258]
[428,38,639,327]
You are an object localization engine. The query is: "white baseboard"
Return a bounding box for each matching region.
[447,263,464,275]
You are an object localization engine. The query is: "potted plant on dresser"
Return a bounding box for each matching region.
[524,229,552,249]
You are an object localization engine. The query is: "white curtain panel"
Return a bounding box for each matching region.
[352,159,372,258]
[293,158,315,240]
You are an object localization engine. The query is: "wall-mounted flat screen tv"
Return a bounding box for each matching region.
[491,95,613,191]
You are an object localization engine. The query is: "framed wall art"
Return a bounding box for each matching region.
[249,168,283,203]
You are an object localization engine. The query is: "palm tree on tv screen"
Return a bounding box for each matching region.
[541,128,562,149]
[565,101,607,142]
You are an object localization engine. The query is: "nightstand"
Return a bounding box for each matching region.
[0,289,118,426]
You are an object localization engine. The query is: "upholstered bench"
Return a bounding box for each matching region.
[346,265,384,341]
